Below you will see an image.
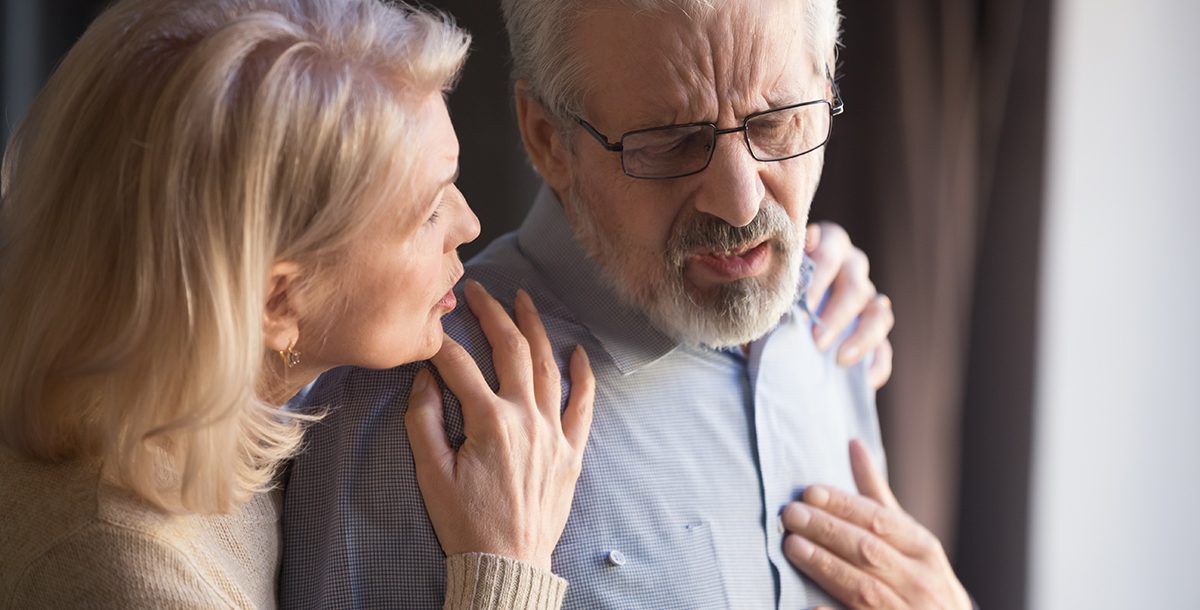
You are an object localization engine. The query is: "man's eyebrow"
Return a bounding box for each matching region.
[762,87,808,108]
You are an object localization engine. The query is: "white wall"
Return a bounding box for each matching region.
[1033,0,1200,608]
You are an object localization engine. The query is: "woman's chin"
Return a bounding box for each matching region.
[351,320,445,370]
[409,320,446,363]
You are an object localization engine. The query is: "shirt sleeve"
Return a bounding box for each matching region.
[443,553,567,610]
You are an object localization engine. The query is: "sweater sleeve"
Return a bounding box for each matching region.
[443,553,567,610]
[7,524,241,610]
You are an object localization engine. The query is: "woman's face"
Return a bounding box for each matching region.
[303,94,480,370]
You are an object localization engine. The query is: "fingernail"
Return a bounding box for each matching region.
[787,534,815,559]
[412,368,430,394]
[786,504,811,527]
[806,486,830,507]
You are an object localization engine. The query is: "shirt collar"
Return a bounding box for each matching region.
[515,185,815,374]
[516,185,678,375]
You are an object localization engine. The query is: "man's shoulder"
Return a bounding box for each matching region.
[449,233,584,348]
[302,231,588,411]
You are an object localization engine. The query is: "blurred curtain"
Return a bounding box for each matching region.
[819,2,1051,609]
[435,3,543,260]
[1,0,107,152]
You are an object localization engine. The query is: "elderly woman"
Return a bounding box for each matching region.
[0,0,592,607]
[0,0,889,608]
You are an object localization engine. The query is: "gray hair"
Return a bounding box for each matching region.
[500,0,841,122]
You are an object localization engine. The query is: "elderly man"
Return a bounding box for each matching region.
[282,0,970,608]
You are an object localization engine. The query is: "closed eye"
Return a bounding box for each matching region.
[425,198,444,225]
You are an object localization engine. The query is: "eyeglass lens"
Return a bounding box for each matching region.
[619,102,832,179]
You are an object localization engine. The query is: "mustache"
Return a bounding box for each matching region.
[666,201,797,267]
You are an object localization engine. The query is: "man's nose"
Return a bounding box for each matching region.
[691,134,764,228]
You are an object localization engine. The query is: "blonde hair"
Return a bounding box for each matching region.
[501,0,841,122]
[0,0,469,513]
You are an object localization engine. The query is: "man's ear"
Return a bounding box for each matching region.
[263,261,303,354]
[514,80,572,195]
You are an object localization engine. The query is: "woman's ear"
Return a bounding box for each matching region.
[263,261,303,353]
[514,80,572,195]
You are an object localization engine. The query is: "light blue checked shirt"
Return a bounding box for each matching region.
[281,186,884,609]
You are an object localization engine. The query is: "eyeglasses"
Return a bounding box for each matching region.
[575,76,844,180]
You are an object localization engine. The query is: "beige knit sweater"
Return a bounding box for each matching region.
[0,447,566,609]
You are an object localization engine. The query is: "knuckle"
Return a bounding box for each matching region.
[855,579,886,609]
[857,536,886,569]
[481,406,507,429]
[852,249,871,276]
[824,500,851,524]
[502,329,530,357]
[880,339,894,358]
[823,221,850,245]
[876,292,894,311]
[864,295,887,318]
[829,492,853,515]
[536,356,560,381]
[910,574,939,603]
[860,279,877,300]
[869,510,891,538]
[882,304,896,328]
[810,546,836,573]
[930,533,949,559]
[840,275,874,303]
[813,514,837,540]
[915,528,942,558]
[557,435,577,461]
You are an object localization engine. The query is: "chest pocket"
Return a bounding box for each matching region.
[554,520,730,610]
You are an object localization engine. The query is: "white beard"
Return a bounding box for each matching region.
[564,177,804,349]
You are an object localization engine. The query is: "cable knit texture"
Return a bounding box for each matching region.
[1,447,566,610]
[0,446,282,609]
[444,553,567,610]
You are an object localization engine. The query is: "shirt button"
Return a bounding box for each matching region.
[606,549,627,567]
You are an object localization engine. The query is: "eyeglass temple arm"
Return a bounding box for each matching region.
[575,118,624,152]
[827,66,845,116]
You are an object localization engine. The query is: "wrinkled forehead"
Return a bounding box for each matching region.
[578,1,820,126]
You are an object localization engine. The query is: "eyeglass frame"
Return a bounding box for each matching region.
[574,71,845,180]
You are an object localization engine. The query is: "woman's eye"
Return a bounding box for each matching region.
[424,192,446,226]
[425,205,443,225]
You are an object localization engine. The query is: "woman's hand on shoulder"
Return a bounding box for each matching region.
[405,279,595,570]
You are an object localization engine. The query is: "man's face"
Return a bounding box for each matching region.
[560,1,830,347]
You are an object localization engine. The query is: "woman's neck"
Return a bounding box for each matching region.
[257,364,323,407]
